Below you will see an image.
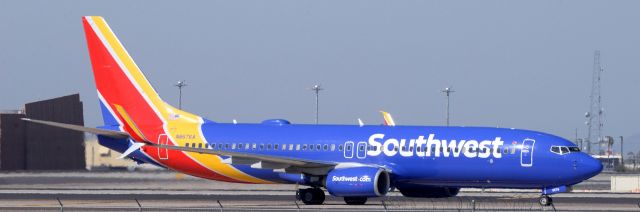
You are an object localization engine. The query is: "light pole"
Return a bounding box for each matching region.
[620,136,624,170]
[175,80,187,109]
[441,87,455,126]
[310,84,323,124]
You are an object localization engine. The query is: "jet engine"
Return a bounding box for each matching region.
[324,167,390,197]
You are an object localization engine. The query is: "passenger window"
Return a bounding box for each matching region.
[401,146,406,151]
[416,146,421,152]
[225,144,230,149]
[232,143,236,149]
[260,144,264,150]
[302,144,307,150]
[289,144,293,150]
[296,144,301,150]
[503,148,508,154]
[310,144,314,150]
[330,144,335,151]
[238,144,243,149]
[323,144,328,151]
[339,145,343,151]
[252,143,256,150]
[317,144,321,150]
[192,143,196,148]
[510,146,516,154]
[185,143,189,147]
[197,143,202,149]
[394,146,398,152]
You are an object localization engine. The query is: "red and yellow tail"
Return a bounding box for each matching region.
[82,16,271,184]
[83,16,199,142]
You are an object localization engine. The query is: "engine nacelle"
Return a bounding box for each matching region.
[397,184,460,198]
[325,167,390,197]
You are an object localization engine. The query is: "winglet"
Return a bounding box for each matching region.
[358,118,364,127]
[380,111,396,126]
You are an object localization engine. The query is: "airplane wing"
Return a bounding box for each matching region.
[21,118,338,175]
[21,118,129,139]
[151,143,337,175]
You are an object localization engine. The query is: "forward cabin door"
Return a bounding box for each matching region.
[158,134,169,160]
[520,139,535,167]
[344,141,354,159]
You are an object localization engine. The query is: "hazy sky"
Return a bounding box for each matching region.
[1,1,638,144]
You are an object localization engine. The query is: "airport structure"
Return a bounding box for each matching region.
[0,94,85,170]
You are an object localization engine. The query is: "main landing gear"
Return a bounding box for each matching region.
[297,188,325,205]
[538,195,553,206]
[344,196,368,205]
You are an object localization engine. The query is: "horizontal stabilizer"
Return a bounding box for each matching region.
[118,142,146,159]
[21,118,130,139]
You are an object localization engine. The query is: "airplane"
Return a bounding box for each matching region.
[380,110,396,126]
[23,16,602,206]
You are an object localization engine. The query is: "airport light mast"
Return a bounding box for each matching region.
[310,84,323,124]
[175,80,187,109]
[441,86,455,126]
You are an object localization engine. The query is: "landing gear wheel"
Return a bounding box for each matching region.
[344,196,368,205]
[297,188,325,205]
[539,195,552,206]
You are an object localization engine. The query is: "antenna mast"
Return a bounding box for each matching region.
[585,50,604,155]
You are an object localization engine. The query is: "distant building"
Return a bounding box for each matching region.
[0,94,85,170]
[85,136,135,170]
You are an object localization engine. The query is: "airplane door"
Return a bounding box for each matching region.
[158,134,169,160]
[520,139,535,167]
[356,142,367,159]
[344,141,354,159]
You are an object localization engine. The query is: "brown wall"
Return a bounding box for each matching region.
[0,94,85,170]
[0,113,27,170]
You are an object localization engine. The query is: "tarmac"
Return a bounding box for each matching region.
[0,171,638,211]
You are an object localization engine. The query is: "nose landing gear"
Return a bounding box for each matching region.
[538,195,553,206]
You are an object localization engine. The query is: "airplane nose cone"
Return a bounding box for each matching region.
[581,155,603,179]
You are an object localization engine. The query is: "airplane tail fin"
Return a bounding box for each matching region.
[380,111,396,126]
[82,16,200,142]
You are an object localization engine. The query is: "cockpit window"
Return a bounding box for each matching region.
[550,146,581,155]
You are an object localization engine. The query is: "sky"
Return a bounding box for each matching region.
[0,1,638,151]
